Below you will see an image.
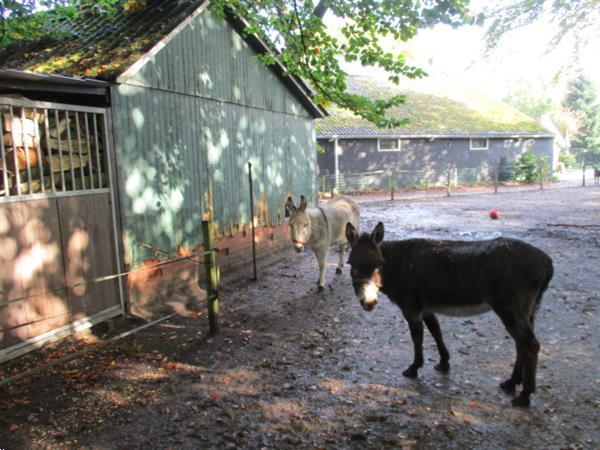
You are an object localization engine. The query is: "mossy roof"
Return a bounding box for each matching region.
[0,0,325,117]
[0,0,207,80]
[317,75,552,138]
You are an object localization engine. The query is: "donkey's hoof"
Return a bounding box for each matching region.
[511,393,531,408]
[434,361,450,373]
[500,379,517,393]
[335,267,343,275]
[318,285,325,292]
[402,367,419,378]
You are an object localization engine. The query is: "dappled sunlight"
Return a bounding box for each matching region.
[131,107,145,129]
[210,367,264,397]
[0,236,18,261]
[259,398,306,422]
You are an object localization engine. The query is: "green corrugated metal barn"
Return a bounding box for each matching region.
[1,0,324,264]
[0,0,324,357]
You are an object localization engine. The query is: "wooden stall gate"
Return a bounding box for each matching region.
[0,97,124,363]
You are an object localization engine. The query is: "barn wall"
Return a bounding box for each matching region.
[317,137,554,176]
[124,9,312,120]
[111,9,316,269]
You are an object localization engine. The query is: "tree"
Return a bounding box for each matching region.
[0,0,471,128]
[483,0,600,53]
[563,75,600,158]
[503,84,554,118]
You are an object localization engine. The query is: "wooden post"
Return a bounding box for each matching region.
[248,162,257,281]
[539,165,544,190]
[202,219,219,335]
[582,162,586,186]
[446,170,451,197]
[389,171,395,201]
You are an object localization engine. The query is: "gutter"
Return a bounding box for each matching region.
[317,133,555,140]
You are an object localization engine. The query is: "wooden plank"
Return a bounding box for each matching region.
[56,194,119,317]
[57,195,89,316]
[0,199,70,350]
[88,193,119,314]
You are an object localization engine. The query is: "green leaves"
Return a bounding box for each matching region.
[483,0,600,51]
[210,0,471,128]
[563,75,600,155]
[1,0,472,129]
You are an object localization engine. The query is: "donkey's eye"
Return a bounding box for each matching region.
[304,223,308,228]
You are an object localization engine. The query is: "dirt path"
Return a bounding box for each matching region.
[1,186,599,449]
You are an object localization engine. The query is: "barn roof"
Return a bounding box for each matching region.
[317,76,553,138]
[0,0,325,117]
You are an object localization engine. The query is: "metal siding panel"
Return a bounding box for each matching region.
[112,9,317,264]
[115,86,316,266]
[125,9,311,118]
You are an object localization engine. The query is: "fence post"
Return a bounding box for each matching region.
[453,167,458,187]
[202,219,220,336]
[446,170,451,197]
[494,161,499,193]
[582,162,586,187]
[248,162,257,281]
[389,171,395,201]
[539,165,544,190]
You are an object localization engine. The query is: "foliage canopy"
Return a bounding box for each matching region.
[0,0,471,128]
[483,0,600,54]
[563,75,600,157]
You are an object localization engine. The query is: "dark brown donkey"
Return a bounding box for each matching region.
[345,222,553,407]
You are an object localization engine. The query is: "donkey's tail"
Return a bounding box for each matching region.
[534,255,554,311]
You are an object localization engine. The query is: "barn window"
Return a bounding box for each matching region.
[1,98,109,198]
[470,138,489,150]
[378,138,401,152]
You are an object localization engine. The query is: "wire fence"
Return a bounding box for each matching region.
[318,164,598,201]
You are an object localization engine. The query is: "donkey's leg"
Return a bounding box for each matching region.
[401,310,425,378]
[500,341,523,393]
[513,329,539,407]
[315,247,329,291]
[496,309,540,407]
[423,313,450,372]
[336,243,345,274]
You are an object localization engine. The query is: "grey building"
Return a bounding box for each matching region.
[317,76,555,187]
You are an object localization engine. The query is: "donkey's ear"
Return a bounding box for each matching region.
[371,221,384,245]
[285,196,296,213]
[346,222,359,247]
[299,195,308,212]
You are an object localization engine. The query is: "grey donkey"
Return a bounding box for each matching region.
[286,195,360,291]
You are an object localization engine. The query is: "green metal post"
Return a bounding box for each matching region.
[248,162,257,281]
[202,219,220,335]
[494,160,499,194]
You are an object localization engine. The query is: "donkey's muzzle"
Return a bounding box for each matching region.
[360,298,377,311]
[353,279,379,312]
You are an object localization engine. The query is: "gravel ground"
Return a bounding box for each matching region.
[1,185,598,449]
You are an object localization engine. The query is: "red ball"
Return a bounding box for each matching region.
[489,209,500,219]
